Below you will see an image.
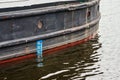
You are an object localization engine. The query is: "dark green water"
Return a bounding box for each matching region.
[1,0,120,80]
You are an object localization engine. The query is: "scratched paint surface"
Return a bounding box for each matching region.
[0,0,120,80]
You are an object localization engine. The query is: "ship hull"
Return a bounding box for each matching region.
[0,0,100,63]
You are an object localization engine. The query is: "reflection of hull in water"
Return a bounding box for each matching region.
[0,0,100,63]
[0,34,102,80]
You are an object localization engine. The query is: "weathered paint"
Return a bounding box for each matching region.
[0,31,97,65]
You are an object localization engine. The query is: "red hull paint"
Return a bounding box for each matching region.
[0,33,96,65]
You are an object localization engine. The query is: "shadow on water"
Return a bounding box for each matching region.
[0,35,103,80]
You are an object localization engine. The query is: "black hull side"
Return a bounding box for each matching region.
[0,0,100,61]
